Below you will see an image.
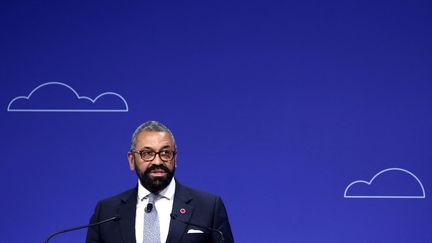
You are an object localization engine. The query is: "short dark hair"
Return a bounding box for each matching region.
[130,121,176,150]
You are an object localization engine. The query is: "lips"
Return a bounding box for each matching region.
[151,168,166,173]
[149,168,167,176]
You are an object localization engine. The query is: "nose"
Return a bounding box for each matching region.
[151,154,163,165]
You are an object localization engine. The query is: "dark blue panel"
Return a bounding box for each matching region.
[1,0,431,242]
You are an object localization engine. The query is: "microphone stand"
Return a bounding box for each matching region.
[45,216,119,243]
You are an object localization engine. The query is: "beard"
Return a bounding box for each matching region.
[136,163,175,193]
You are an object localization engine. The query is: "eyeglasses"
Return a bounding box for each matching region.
[131,149,176,162]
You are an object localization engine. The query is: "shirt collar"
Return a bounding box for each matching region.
[137,178,176,201]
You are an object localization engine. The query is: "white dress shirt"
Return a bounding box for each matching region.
[135,178,176,243]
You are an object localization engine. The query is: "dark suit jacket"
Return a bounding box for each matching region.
[86,181,234,243]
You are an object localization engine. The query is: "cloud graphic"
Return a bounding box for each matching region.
[344,167,426,199]
[7,82,128,112]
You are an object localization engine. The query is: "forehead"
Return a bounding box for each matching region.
[135,131,174,149]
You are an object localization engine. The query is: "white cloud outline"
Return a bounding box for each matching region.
[7,82,129,112]
[344,167,426,199]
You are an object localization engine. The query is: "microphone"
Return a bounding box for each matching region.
[44,215,120,243]
[170,213,225,243]
[145,203,153,213]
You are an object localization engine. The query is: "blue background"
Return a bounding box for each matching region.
[1,0,431,242]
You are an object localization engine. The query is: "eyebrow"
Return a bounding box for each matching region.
[139,145,173,151]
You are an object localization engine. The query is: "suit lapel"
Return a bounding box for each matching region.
[118,187,138,243]
[166,182,194,243]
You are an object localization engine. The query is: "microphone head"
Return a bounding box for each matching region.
[145,203,153,213]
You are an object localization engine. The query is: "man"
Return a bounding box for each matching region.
[86,121,234,243]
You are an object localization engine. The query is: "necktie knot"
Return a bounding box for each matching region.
[145,193,158,214]
[148,193,158,204]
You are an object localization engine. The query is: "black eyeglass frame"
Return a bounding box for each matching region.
[130,149,177,162]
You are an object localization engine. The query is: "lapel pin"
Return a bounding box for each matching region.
[179,208,186,214]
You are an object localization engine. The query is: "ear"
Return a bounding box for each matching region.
[127,152,136,171]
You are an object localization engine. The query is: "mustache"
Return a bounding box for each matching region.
[145,164,169,174]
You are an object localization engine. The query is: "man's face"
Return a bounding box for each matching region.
[127,131,177,193]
